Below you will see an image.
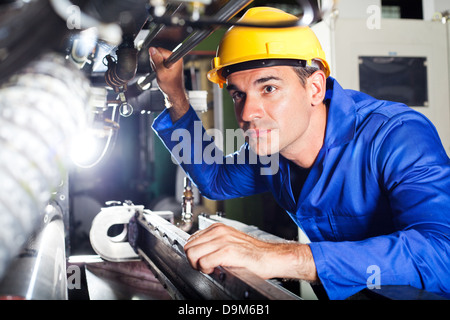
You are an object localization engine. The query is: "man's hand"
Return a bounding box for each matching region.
[184,223,318,281]
[149,47,189,122]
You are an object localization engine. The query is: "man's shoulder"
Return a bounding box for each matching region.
[327,78,420,124]
[348,90,426,126]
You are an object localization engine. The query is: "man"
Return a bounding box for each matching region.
[150,7,450,299]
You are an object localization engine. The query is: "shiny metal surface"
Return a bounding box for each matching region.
[198,214,286,242]
[0,215,67,300]
[84,260,172,300]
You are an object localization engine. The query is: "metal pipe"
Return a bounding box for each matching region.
[164,0,254,68]
[136,0,254,90]
[138,3,185,56]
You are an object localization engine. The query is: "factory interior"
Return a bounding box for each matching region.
[0,0,449,302]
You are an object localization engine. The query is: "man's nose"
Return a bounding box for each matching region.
[240,94,265,122]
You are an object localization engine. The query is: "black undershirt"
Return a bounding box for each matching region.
[289,161,309,202]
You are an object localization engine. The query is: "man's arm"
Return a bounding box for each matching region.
[150,48,269,200]
[149,47,189,122]
[184,223,318,282]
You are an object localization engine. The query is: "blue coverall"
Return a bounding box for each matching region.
[152,77,450,299]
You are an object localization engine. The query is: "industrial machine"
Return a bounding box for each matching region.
[88,201,301,300]
[0,0,330,300]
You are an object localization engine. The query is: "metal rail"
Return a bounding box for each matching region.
[90,204,301,300]
[130,209,301,300]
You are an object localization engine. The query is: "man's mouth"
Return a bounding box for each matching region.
[245,128,272,138]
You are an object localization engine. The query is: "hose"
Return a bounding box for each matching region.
[0,53,90,280]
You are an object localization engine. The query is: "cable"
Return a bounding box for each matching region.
[70,104,120,169]
[147,0,322,29]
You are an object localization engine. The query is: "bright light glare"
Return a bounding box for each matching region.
[70,132,99,166]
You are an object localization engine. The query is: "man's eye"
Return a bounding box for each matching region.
[263,85,276,94]
[232,92,245,101]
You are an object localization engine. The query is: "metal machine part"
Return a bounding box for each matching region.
[181,177,194,223]
[198,213,286,242]
[0,208,67,300]
[0,53,91,281]
[132,0,255,92]
[90,203,148,262]
[89,203,301,300]
[104,45,138,92]
[0,0,68,84]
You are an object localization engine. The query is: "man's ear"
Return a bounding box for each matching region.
[309,70,327,106]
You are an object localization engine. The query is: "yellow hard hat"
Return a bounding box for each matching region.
[207,7,330,88]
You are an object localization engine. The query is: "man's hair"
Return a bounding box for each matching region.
[292,59,324,86]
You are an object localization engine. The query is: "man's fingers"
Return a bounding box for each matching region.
[184,224,258,274]
[149,47,164,70]
[185,223,239,248]
[184,242,220,274]
[149,47,177,69]
[184,224,231,271]
[185,239,241,274]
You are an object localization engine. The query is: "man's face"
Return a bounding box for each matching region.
[226,66,314,157]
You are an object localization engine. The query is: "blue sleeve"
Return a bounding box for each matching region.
[152,106,269,200]
[310,113,450,299]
